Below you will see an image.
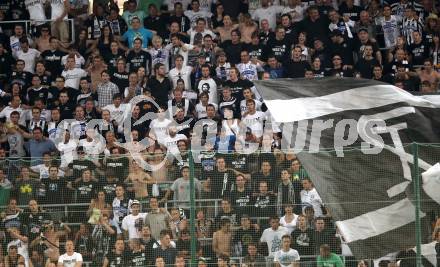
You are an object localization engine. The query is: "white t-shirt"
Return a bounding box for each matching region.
[152,240,177,249]
[280,214,299,234]
[300,187,323,217]
[164,0,190,11]
[162,134,187,156]
[198,0,213,12]
[165,43,194,67]
[260,226,289,257]
[148,47,170,73]
[61,54,85,68]
[242,111,266,138]
[0,106,23,122]
[150,118,172,144]
[121,213,148,239]
[188,28,216,45]
[282,5,305,22]
[103,103,131,132]
[184,10,212,28]
[62,68,87,89]
[15,48,41,73]
[169,66,193,90]
[252,5,284,30]
[57,140,78,168]
[195,102,217,119]
[51,0,68,20]
[197,78,218,104]
[10,36,33,54]
[236,62,259,81]
[8,239,29,266]
[58,252,83,267]
[78,139,105,160]
[240,99,262,116]
[31,164,65,179]
[25,0,46,24]
[274,248,300,267]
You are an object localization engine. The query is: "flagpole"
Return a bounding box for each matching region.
[412,142,422,267]
[189,149,196,267]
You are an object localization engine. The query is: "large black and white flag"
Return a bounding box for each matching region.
[254,77,440,261]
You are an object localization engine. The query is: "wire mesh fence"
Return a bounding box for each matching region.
[0,144,439,267]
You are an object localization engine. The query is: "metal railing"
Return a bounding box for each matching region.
[0,19,76,42]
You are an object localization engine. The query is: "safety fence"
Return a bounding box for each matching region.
[0,144,439,267]
[0,19,76,42]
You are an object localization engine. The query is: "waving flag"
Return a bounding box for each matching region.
[254,77,440,261]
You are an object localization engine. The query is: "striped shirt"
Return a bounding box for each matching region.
[401,17,423,45]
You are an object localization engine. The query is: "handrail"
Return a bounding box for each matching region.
[0,198,223,210]
[0,19,76,42]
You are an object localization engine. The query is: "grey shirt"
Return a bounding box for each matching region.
[170,177,202,209]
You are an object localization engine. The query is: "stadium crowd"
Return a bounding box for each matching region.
[0,0,439,266]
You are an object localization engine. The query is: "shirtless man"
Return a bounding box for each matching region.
[36,25,52,53]
[30,220,71,261]
[418,58,440,91]
[212,217,232,257]
[125,160,153,200]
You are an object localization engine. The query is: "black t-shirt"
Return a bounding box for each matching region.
[325,67,354,77]
[199,151,217,180]
[230,188,252,215]
[103,49,125,73]
[41,50,67,77]
[153,247,177,266]
[10,70,32,88]
[408,41,429,66]
[168,15,191,33]
[233,227,260,254]
[338,3,364,21]
[224,79,254,102]
[220,41,247,65]
[126,50,152,73]
[266,38,292,62]
[21,210,51,241]
[329,41,355,66]
[144,15,169,39]
[74,180,98,204]
[68,159,96,181]
[226,154,249,174]
[291,228,315,256]
[258,31,275,45]
[209,169,236,199]
[99,180,118,203]
[48,87,78,108]
[106,251,129,267]
[353,40,379,63]
[147,77,172,107]
[43,178,67,204]
[251,194,276,218]
[105,157,129,180]
[0,52,15,80]
[215,210,239,227]
[248,44,266,61]
[110,71,129,95]
[313,68,326,78]
[218,97,240,119]
[283,60,309,78]
[128,249,148,267]
[38,74,52,87]
[355,57,379,79]
[28,87,49,106]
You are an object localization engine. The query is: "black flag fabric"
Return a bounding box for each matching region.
[254,77,440,260]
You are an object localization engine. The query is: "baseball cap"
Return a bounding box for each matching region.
[131,200,141,207]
